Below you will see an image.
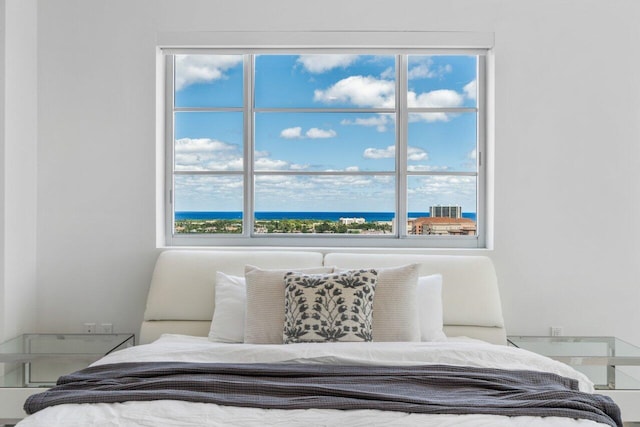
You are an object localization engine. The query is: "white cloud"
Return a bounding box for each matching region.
[254,157,289,170]
[174,174,244,212]
[280,127,303,139]
[373,175,394,184]
[408,89,464,109]
[314,75,395,108]
[297,54,359,73]
[407,89,465,123]
[407,165,449,172]
[174,55,242,91]
[408,64,430,80]
[409,112,450,123]
[408,59,452,80]
[254,174,396,211]
[175,137,310,172]
[464,79,477,100]
[362,145,428,161]
[380,67,395,79]
[341,115,392,132]
[459,149,478,171]
[306,128,336,139]
[254,158,309,172]
[408,56,453,80]
[281,126,337,139]
[174,138,242,171]
[314,76,465,123]
[175,138,236,153]
[345,166,360,172]
[407,146,428,161]
[208,158,242,171]
[311,175,373,187]
[255,175,294,185]
[289,163,310,170]
[363,145,395,159]
[408,175,476,211]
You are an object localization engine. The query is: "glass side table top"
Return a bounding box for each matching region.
[508,336,640,390]
[0,333,135,387]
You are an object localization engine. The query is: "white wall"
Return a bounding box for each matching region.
[33,0,640,342]
[0,0,38,341]
[0,0,5,340]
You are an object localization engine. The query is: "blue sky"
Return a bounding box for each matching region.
[173,54,478,214]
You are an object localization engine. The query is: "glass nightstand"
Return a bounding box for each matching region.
[0,333,135,388]
[0,333,135,422]
[508,335,640,423]
[508,335,640,390]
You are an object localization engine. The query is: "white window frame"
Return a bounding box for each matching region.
[159,31,493,249]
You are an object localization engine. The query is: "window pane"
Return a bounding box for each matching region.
[174,54,243,108]
[174,112,243,171]
[407,55,477,108]
[174,175,243,234]
[407,175,476,236]
[254,175,395,234]
[255,54,395,109]
[254,112,395,171]
[408,113,477,172]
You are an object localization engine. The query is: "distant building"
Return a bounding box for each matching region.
[430,205,462,219]
[339,217,366,225]
[410,217,476,236]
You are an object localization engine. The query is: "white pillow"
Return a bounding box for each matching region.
[417,274,446,341]
[208,272,246,343]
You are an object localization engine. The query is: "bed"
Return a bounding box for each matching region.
[17,250,622,427]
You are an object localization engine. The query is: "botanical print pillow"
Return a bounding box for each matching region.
[283,269,377,344]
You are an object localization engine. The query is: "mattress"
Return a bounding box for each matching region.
[17,334,617,427]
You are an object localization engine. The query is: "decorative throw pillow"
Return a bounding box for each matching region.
[417,274,447,341]
[283,269,378,344]
[208,272,246,343]
[244,265,335,344]
[337,264,421,342]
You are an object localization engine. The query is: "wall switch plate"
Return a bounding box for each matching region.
[99,323,113,334]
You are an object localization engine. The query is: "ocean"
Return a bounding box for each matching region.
[175,211,477,222]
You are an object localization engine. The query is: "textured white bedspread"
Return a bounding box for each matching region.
[17,335,609,427]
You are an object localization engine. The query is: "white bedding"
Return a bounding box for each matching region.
[17,335,609,427]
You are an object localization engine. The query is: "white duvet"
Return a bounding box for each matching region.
[17,335,611,427]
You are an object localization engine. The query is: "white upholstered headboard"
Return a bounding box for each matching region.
[140,250,506,345]
[323,253,506,345]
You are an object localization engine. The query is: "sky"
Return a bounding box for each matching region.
[172,54,478,214]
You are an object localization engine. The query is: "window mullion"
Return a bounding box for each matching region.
[476,54,487,248]
[165,55,176,246]
[244,54,255,237]
[397,54,409,238]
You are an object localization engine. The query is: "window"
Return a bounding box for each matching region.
[164,47,488,248]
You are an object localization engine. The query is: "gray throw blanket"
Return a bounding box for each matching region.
[24,362,621,426]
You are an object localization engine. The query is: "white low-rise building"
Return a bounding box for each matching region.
[339,217,366,225]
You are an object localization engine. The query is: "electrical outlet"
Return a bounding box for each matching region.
[99,323,113,334]
[83,322,96,333]
[550,326,563,337]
